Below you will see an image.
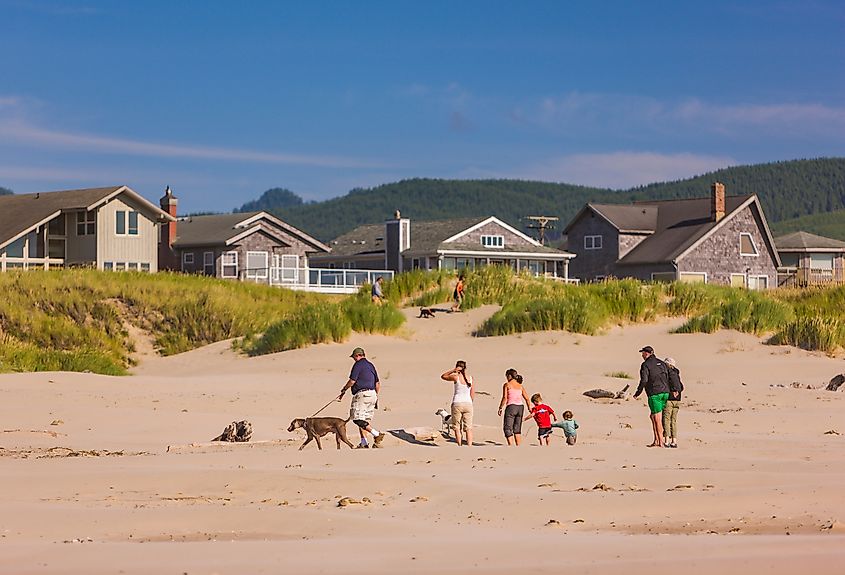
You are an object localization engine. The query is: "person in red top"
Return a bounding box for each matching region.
[524,393,557,445]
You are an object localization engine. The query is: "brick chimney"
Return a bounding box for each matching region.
[158,186,179,270]
[711,182,726,222]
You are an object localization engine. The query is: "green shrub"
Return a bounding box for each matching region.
[770,311,844,353]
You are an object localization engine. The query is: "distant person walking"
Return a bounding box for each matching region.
[498,369,531,446]
[440,360,475,447]
[371,276,385,305]
[451,274,465,312]
[633,345,670,448]
[662,357,684,448]
[338,347,386,448]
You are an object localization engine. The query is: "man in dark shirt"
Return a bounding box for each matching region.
[338,347,386,448]
[633,345,670,447]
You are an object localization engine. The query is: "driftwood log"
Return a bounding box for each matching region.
[826,374,845,392]
[211,420,253,442]
[583,384,630,400]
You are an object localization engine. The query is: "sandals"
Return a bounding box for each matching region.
[647,443,662,448]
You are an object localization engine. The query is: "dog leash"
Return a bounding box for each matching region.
[310,396,342,418]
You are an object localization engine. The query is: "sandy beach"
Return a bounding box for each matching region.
[2,304,844,574]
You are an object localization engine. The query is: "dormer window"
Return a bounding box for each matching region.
[739,233,758,256]
[481,235,504,248]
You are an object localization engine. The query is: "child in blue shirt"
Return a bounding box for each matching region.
[552,410,579,445]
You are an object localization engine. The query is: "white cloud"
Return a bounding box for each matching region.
[0,118,387,169]
[514,92,845,138]
[513,151,738,189]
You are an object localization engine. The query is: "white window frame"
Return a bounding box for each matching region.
[221,251,238,278]
[481,234,504,248]
[679,272,707,284]
[246,251,268,279]
[203,251,215,275]
[748,275,768,290]
[739,232,759,257]
[730,273,747,288]
[76,211,96,236]
[584,235,603,250]
[115,210,140,236]
[128,211,139,236]
[140,263,151,273]
[280,254,299,283]
[182,252,194,270]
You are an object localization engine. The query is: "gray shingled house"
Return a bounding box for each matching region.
[563,183,780,288]
[310,212,576,279]
[775,231,845,287]
[157,188,330,284]
[0,186,174,272]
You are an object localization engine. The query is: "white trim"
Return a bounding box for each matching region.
[748,274,769,290]
[221,251,238,278]
[234,211,330,252]
[225,224,292,247]
[679,271,707,284]
[246,251,269,279]
[203,251,215,275]
[0,210,62,251]
[730,273,747,288]
[86,185,176,222]
[182,252,194,268]
[437,248,574,260]
[584,235,603,250]
[676,195,780,266]
[480,234,505,248]
[442,216,542,247]
[739,232,759,256]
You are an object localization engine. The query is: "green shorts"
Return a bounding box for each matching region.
[647,393,670,414]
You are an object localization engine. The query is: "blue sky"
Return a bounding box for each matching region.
[1,1,843,212]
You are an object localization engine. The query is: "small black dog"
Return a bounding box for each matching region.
[418,307,436,318]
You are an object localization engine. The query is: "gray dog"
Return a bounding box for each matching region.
[287,417,355,451]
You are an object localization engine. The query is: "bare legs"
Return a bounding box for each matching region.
[649,412,665,447]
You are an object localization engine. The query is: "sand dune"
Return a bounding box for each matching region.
[1,305,843,574]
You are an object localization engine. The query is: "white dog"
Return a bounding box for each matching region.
[435,408,452,433]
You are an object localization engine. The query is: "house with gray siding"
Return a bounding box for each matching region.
[311,212,576,279]
[157,188,330,283]
[563,183,780,288]
[0,186,174,272]
[775,231,845,287]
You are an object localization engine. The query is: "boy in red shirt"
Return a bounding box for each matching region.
[525,393,557,446]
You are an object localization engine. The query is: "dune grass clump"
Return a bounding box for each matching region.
[586,279,663,323]
[770,310,845,354]
[0,337,126,375]
[342,293,405,333]
[675,288,794,336]
[382,269,451,303]
[245,302,352,356]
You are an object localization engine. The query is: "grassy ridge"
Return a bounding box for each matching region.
[411,267,845,353]
[3,268,844,375]
[0,270,327,374]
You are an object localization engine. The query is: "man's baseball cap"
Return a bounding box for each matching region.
[639,345,654,354]
[350,347,365,357]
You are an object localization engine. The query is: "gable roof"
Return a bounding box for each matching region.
[774,231,845,253]
[324,216,573,259]
[567,203,659,234]
[172,211,329,252]
[0,186,174,250]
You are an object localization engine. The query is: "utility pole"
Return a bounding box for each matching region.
[524,215,559,245]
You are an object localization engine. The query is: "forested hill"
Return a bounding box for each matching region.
[241,158,845,242]
[0,187,13,196]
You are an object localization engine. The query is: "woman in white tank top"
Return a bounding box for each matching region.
[441,360,475,447]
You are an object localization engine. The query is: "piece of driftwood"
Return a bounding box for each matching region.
[401,426,440,442]
[166,439,285,454]
[826,374,845,392]
[211,420,253,442]
[583,384,630,400]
